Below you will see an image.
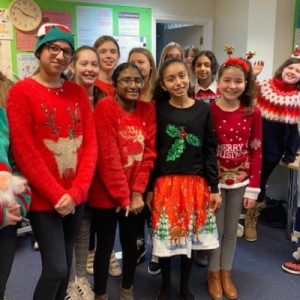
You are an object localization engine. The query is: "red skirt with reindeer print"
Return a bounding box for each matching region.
[152,175,219,258]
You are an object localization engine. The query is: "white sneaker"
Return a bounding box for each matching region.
[292,247,300,261]
[237,223,244,238]
[65,281,81,300]
[109,250,122,277]
[76,277,94,300]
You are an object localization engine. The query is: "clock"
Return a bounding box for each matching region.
[8,0,42,32]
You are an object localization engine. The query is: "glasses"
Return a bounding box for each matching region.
[117,77,144,87]
[45,43,74,59]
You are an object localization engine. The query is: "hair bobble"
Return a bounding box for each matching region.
[223,58,250,73]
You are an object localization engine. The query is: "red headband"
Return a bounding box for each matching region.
[223,58,250,73]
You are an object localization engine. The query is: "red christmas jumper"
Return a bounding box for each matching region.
[7,78,97,212]
[211,102,262,200]
[88,96,156,209]
[94,79,115,97]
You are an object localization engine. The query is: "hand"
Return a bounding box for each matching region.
[252,61,264,77]
[0,172,11,191]
[210,192,222,212]
[5,209,22,226]
[7,203,21,217]
[145,192,153,211]
[55,194,75,217]
[243,197,256,209]
[116,205,130,217]
[130,192,144,215]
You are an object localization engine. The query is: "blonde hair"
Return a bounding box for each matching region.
[0,72,12,108]
[128,47,157,101]
[158,42,184,70]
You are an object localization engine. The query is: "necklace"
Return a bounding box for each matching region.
[33,74,64,95]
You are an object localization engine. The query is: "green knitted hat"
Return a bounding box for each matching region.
[35,23,74,57]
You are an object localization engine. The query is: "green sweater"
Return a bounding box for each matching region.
[0,108,31,227]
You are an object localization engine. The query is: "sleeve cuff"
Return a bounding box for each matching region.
[244,187,261,200]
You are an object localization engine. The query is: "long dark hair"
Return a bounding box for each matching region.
[274,57,300,90]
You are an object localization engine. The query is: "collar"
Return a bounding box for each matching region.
[272,77,297,92]
[194,80,217,94]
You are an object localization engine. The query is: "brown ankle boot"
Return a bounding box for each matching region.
[245,202,264,241]
[220,270,238,299]
[208,271,223,300]
[95,294,108,300]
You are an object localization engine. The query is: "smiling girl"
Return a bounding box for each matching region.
[208,58,262,300]
[7,24,97,300]
[89,62,156,300]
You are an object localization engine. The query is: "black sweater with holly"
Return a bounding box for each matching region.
[153,100,219,193]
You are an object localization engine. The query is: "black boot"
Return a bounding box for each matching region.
[179,256,195,300]
[156,257,172,300]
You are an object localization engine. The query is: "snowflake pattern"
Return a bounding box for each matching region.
[250,138,262,150]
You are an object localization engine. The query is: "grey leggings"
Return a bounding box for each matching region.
[208,187,245,271]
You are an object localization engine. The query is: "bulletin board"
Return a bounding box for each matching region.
[294,0,300,47]
[0,0,152,81]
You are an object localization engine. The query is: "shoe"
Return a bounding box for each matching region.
[237,223,244,238]
[194,250,208,267]
[33,241,39,251]
[109,250,122,276]
[282,261,300,275]
[220,270,238,300]
[120,285,134,300]
[244,202,264,242]
[148,255,161,275]
[76,276,94,300]
[207,271,223,300]
[65,281,82,300]
[86,249,95,275]
[291,230,300,243]
[292,247,300,261]
[136,238,146,265]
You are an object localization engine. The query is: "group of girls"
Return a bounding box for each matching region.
[1,21,300,300]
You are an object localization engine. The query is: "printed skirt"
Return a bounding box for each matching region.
[152,175,219,258]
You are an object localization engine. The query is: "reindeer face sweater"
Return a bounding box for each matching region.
[88,96,156,209]
[7,78,97,211]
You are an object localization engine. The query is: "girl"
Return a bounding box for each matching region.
[128,47,157,102]
[88,62,156,300]
[0,72,31,300]
[208,58,262,300]
[65,45,100,300]
[191,50,219,103]
[158,42,184,71]
[183,45,199,84]
[152,58,220,300]
[7,24,97,300]
[245,57,300,242]
[88,36,122,277]
[94,35,120,97]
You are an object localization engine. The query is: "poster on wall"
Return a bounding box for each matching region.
[0,8,13,40]
[118,12,140,36]
[16,10,72,51]
[0,40,12,80]
[76,6,113,46]
[17,53,39,80]
[115,36,146,63]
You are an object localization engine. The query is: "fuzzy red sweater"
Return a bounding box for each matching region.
[88,96,156,209]
[95,79,115,97]
[211,102,262,200]
[7,78,97,211]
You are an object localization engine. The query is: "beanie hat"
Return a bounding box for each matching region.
[35,23,74,57]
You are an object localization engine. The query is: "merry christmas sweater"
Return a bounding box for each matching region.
[0,108,31,227]
[211,102,262,200]
[88,96,156,209]
[7,78,97,212]
[256,77,300,163]
[153,100,219,193]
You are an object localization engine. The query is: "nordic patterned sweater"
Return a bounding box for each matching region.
[256,77,300,163]
[211,102,262,200]
[153,100,219,193]
[7,78,97,212]
[0,108,31,227]
[88,96,157,209]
